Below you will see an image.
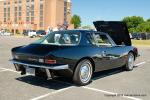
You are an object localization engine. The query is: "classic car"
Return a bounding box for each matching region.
[10,21,139,85]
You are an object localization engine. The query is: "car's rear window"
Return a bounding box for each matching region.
[34,31,81,45]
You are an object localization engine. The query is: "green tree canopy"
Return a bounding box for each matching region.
[122,16,144,33]
[136,22,150,33]
[147,18,150,22]
[71,15,81,29]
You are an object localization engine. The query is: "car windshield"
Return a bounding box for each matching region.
[33,31,81,45]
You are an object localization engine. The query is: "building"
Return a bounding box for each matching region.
[0,0,72,34]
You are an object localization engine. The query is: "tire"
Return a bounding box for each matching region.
[125,52,135,71]
[32,35,36,38]
[73,59,93,86]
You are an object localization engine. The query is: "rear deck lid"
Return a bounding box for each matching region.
[93,21,131,46]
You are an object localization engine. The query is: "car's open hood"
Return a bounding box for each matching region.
[93,21,131,46]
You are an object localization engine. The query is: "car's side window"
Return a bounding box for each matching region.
[93,33,112,47]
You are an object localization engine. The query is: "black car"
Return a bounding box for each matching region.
[36,30,46,37]
[131,32,150,40]
[10,21,139,85]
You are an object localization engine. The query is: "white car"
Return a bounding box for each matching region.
[1,32,12,36]
[28,30,37,37]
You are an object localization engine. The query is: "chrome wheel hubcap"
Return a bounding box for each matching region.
[80,62,92,83]
[128,54,134,69]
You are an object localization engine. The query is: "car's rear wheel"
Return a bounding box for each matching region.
[73,59,93,85]
[125,52,135,71]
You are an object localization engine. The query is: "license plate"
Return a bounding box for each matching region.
[26,67,35,76]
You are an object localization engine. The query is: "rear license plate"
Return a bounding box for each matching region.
[26,67,35,76]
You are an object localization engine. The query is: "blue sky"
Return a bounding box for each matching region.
[72,0,150,26]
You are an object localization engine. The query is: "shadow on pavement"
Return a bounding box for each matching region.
[16,76,73,90]
[16,66,137,88]
[92,67,124,80]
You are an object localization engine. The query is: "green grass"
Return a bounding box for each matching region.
[132,40,150,46]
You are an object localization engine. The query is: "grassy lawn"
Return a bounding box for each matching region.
[132,40,150,46]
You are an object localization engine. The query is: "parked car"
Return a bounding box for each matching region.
[10,21,139,85]
[131,33,141,40]
[23,30,36,37]
[1,32,12,36]
[22,30,29,36]
[131,32,150,40]
[36,30,46,37]
[28,30,37,37]
[147,33,150,39]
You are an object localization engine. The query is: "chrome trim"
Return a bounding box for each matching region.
[9,59,69,70]
[45,69,51,79]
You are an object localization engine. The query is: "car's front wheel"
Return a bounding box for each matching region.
[73,59,93,85]
[125,52,135,71]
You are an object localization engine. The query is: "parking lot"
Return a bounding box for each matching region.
[0,36,150,100]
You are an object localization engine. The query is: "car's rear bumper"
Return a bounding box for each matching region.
[9,59,69,70]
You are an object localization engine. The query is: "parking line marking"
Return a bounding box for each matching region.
[0,69,8,72]
[83,86,142,100]
[134,62,146,67]
[0,67,144,100]
[0,67,20,73]
[30,86,73,100]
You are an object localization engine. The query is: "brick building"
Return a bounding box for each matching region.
[0,0,72,34]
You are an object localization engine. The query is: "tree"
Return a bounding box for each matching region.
[147,18,150,22]
[136,22,150,33]
[122,16,144,33]
[71,15,81,29]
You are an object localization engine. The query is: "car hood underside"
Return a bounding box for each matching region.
[93,21,132,46]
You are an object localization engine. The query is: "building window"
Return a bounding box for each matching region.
[14,6,18,23]
[18,0,22,3]
[19,16,21,21]
[40,22,43,27]
[26,11,29,16]
[40,16,43,21]
[39,3,44,27]
[19,6,22,11]
[14,1,17,4]
[15,7,17,11]
[40,10,43,15]
[31,11,34,16]
[4,18,6,22]
[4,2,6,5]
[19,12,22,17]
[4,8,6,12]
[8,7,10,12]
[4,8,6,19]
[26,0,30,2]
[40,4,43,9]
[15,18,17,23]
[31,5,34,10]
[26,17,30,22]
[4,13,6,18]
[8,7,10,20]
[31,17,34,23]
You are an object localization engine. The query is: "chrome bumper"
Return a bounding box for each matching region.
[10,59,69,70]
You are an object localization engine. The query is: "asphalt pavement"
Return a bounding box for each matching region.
[0,36,150,100]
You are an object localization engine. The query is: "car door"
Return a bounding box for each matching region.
[92,33,126,71]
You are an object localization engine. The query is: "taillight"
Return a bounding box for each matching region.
[45,59,56,64]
